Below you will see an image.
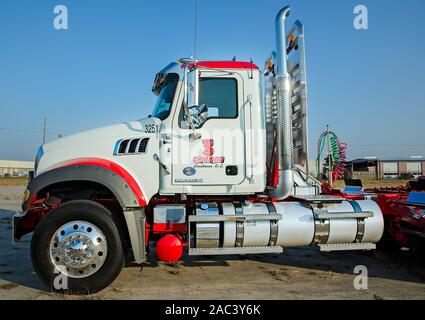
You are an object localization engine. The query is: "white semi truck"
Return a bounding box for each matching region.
[13,6,384,293]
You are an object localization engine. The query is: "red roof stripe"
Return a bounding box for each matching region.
[196,61,259,70]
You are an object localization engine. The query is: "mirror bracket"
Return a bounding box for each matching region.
[189,132,202,142]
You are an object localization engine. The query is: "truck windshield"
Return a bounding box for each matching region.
[151,73,179,120]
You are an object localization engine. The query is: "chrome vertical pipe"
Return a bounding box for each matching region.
[269,6,294,200]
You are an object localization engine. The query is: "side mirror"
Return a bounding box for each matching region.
[187,69,199,109]
[197,104,208,124]
[189,104,208,128]
[189,104,208,127]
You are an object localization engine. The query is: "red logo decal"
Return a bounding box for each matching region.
[202,139,214,156]
[193,139,225,164]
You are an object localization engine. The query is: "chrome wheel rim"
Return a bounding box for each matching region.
[49,220,108,279]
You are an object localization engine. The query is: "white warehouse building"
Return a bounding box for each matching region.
[0,160,34,177]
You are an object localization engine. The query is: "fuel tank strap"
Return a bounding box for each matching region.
[266,202,279,246]
[314,219,330,245]
[234,202,244,247]
[348,200,365,243]
[348,200,362,213]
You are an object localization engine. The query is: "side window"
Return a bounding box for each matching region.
[199,78,238,118]
[179,78,238,128]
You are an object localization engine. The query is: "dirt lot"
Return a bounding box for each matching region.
[333,180,409,190]
[0,177,29,186]
[1,185,425,300]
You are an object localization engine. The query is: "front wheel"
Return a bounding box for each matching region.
[31,200,125,294]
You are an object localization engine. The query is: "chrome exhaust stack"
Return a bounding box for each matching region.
[268,6,295,200]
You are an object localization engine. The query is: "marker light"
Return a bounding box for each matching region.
[24,189,31,202]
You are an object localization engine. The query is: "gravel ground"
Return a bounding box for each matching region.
[1,186,424,300]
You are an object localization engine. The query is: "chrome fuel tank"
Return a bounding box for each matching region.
[192,200,384,249]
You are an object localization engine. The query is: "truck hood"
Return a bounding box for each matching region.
[38,117,161,173]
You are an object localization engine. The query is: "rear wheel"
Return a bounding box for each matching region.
[31,200,125,294]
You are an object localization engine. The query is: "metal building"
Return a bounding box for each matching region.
[0,160,34,177]
[347,156,425,180]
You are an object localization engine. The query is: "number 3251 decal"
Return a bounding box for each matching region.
[145,124,158,134]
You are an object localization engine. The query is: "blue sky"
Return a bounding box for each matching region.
[0,0,424,161]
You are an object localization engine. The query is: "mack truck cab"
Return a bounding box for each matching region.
[13,6,384,293]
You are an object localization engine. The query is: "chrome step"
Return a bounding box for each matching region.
[189,214,282,223]
[298,195,344,204]
[319,243,376,252]
[314,211,374,220]
[188,246,283,256]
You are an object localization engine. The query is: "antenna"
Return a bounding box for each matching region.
[194,0,198,63]
[42,117,47,145]
[250,58,253,79]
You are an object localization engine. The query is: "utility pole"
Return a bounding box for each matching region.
[43,117,47,145]
[326,125,333,188]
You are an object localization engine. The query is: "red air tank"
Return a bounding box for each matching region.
[156,234,183,263]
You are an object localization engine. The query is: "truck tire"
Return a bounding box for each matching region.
[31,200,125,294]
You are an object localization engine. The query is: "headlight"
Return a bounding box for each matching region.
[24,189,31,202]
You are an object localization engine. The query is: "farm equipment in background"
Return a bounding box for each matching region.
[324,177,425,254]
[314,122,425,254]
[316,126,349,189]
[373,179,425,252]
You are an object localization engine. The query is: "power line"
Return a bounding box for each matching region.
[0,127,62,136]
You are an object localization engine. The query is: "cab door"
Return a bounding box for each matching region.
[171,71,246,186]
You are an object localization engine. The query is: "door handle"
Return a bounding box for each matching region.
[161,134,172,144]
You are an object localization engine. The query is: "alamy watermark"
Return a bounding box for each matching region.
[53,266,68,290]
[354,5,368,30]
[52,4,367,32]
[53,5,68,30]
[353,265,368,290]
